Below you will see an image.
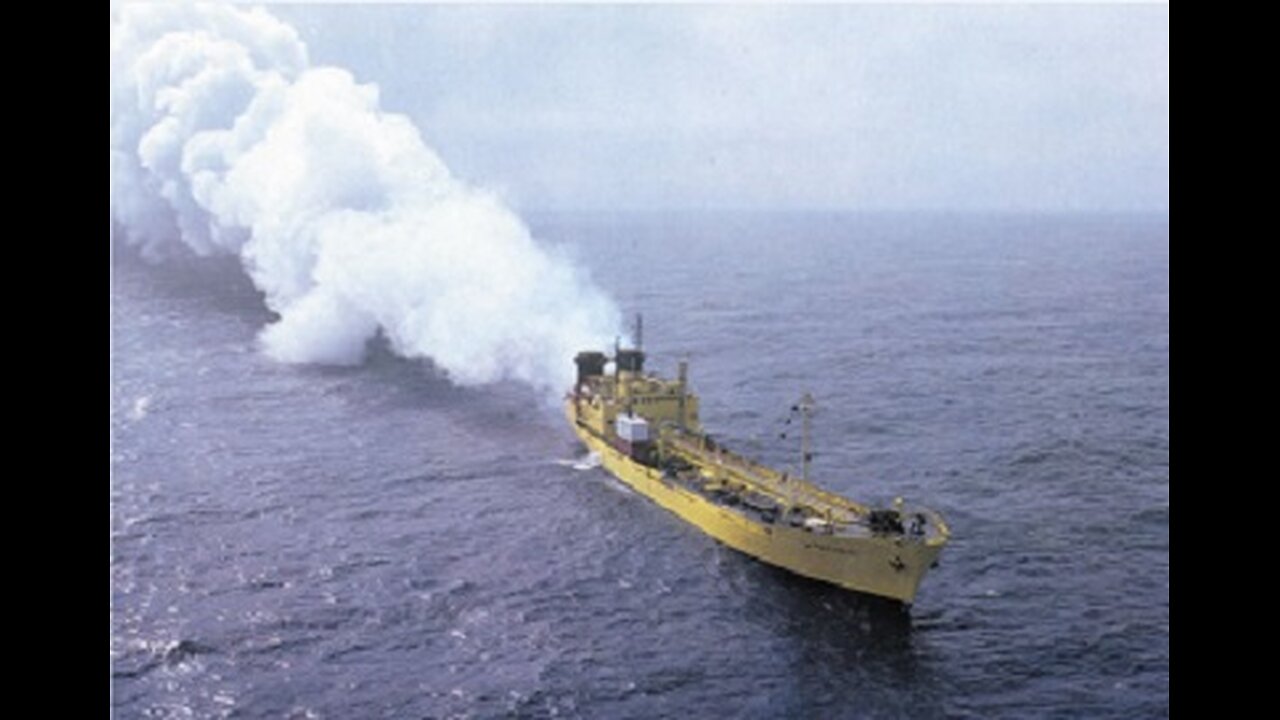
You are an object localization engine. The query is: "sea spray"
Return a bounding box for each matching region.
[110,4,621,396]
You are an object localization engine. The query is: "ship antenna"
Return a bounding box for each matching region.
[614,335,621,388]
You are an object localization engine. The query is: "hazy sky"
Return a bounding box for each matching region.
[272,3,1168,214]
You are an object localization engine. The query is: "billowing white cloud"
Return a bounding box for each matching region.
[110,3,621,396]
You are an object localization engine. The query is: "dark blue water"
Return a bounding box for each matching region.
[110,212,1169,719]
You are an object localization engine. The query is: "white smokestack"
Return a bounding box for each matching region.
[110,4,621,396]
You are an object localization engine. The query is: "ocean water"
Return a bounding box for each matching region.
[110,212,1169,719]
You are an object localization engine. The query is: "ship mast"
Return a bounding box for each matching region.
[799,393,815,482]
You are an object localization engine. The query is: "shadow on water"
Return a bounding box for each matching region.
[296,339,470,407]
[728,558,948,718]
[112,239,275,321]
[735,559,913,648]
[298,339,563,441]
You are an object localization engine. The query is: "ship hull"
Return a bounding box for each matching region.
[569,415,942,604]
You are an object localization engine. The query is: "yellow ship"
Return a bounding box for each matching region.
[565,328,949,604]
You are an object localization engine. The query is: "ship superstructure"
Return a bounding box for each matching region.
[565,327,949,604]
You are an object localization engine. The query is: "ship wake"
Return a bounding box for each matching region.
[554,452,603,472]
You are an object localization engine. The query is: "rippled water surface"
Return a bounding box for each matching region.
[111,212,1169,718]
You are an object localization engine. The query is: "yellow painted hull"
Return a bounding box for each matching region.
[569,417,943,604]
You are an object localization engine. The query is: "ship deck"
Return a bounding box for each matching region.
[660,429,947,543]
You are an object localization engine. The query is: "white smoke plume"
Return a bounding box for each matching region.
[110,3,621,396]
